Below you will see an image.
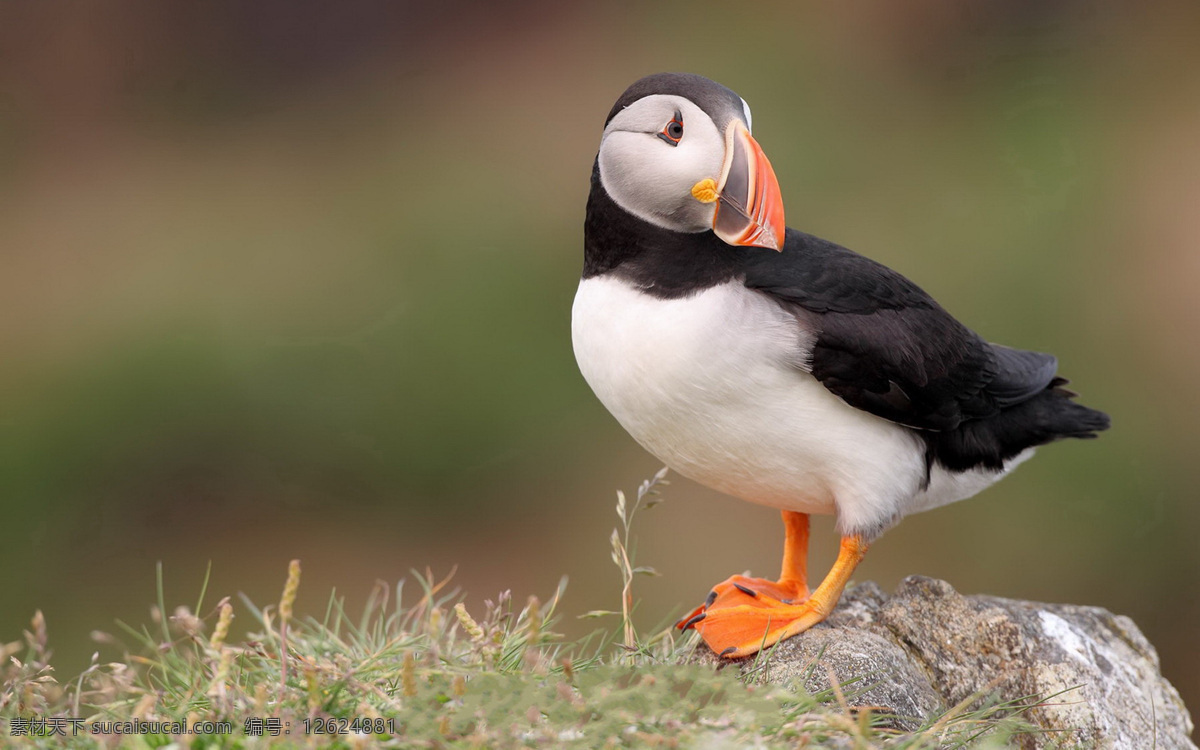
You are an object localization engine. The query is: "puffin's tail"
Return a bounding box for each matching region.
[1026,377,1112,440]
[925,378,1110,473]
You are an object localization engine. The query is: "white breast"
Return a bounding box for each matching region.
[571,276,941,534]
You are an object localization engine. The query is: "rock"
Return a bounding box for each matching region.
[691,577,1195,749]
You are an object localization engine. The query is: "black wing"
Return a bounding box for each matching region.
[743,230,1057,432]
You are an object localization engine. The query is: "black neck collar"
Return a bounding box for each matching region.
[582,161,745,299]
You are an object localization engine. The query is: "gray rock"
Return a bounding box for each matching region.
[691,576,1195,749]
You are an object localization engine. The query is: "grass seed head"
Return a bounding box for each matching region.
[305,665,320,713]
[207,647,233,701]
[402,651,418,697]
[210,602,234,652]
[454,602,485,642]
[279,559,301,627]
[526,596,542,643]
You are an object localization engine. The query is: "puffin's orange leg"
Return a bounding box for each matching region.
[677,511,811,629]
[690,534,869,658]
[778,510,810,590]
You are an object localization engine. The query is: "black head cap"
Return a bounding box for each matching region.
[603,72,748,132]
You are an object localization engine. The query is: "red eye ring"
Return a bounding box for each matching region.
[657,111,684,146]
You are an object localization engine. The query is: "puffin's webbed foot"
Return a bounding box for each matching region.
[680,534,868,659]
[675,575,809,631]
[685,596,830,658]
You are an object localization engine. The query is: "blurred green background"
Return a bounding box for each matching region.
[2,0,1197,732]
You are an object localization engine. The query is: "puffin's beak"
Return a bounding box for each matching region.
[708,121,786,251]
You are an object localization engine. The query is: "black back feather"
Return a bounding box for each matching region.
[742,229,1109,471]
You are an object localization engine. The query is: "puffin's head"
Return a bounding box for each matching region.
[597,73,786,251]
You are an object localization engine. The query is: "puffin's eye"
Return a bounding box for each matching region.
[657,111,684,146]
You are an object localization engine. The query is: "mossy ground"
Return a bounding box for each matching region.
[1,473,1044,748]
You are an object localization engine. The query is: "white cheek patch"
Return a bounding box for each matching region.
[598,96,725,233]
[741,98,753,134]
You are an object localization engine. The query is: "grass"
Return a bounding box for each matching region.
[1,471,1050,748]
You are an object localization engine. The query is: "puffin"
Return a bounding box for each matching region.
[571,73,1111,659]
